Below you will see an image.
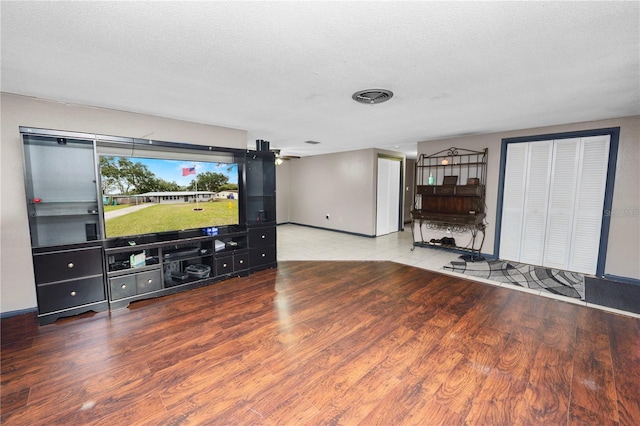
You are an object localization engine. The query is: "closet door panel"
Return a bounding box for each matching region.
[519,141,553,266]
[569,136,610,274]
[543,139,580,269]
[499,143,528,262]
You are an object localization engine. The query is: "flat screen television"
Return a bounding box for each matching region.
[99,155,240,240]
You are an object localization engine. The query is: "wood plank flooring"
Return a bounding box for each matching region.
[2,261,639,425]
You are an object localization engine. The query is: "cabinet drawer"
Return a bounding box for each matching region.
[216,256,233,275]
[434,186,456,195]
[416,185,435,196]
[455,185,483,196]
[136,270,162,293]
[249,227,276,248]
[234,252,249,271]
[110,275,137,300]
[110,270,162,300]
[34,247,103,284]
[37,276,105,313]
[250,247,276,267]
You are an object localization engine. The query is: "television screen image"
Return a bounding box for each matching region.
[100,155,240,239]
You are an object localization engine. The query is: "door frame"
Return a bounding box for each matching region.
[376,155,404,236]
[494,127,620,277]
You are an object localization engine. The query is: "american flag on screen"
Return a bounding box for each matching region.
[182,166,196,176]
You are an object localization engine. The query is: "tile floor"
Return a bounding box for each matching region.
[277,223,459,269]
[276,223,639,319]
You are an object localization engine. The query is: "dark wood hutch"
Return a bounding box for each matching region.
[410,147,488,258]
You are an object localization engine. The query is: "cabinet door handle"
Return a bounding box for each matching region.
[261,253,266,257]
[70,291,77,296]
[261,235,266,239]
[239,260,244,264]
[147,279,153,284]
[121,284,127,289]
[223,263,227,268]
[67,262,75,269]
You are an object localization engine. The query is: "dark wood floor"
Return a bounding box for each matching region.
[2,261,639,425]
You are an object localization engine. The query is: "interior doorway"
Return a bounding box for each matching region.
[376,156,403,236]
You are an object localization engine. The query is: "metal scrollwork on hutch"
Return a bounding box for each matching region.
[411,147,488,259]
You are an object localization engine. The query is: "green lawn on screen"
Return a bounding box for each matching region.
[105,200,239,237]
[103,204,132,212]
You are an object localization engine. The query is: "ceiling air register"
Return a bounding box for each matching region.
[352,89,394,105]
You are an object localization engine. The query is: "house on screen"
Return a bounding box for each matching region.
[137,191,217,204]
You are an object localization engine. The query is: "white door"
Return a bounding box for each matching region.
[543,138,580,269]
[500,135,610,274]
[376,158,401,236]
[519,141,553,266]
[569,136,610,273]
[499,143,529,262]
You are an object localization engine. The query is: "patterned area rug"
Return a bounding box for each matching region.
[442,255,585,300]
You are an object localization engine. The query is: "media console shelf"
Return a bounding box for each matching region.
[105,229,249,309]
[410,147,488,259]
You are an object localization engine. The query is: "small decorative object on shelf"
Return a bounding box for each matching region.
[410,147,488,259]
[129,251,146,268]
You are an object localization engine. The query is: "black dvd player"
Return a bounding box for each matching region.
[163,247,200,259]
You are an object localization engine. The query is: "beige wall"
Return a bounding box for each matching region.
[288,149,377,235]
[416,115,640,280]
[1,93,247,314]
[283,148,405,236]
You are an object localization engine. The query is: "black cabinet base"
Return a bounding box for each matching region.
[250,261,278,273]
[108,269,252,310]
[37,300,109,326]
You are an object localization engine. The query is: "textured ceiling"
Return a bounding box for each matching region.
[1,1,638,158]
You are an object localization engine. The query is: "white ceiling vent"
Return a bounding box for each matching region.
[352,89,394,105]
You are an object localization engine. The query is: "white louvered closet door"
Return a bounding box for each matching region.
[499,143,528,262]
[519,141,553,266]
[543,139,580,270]
[500,136,610,274]
[569,136,610,274]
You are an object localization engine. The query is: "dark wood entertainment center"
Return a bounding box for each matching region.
[21,126,277,325]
